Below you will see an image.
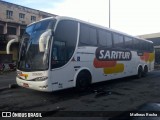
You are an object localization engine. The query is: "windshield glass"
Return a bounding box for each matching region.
[18,19,56,71]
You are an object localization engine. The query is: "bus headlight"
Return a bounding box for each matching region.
[33,76,48,81]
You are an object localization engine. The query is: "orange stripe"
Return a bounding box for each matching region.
[93,58,117,68]
[19,74,28,77]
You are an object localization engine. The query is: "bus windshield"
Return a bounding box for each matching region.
[18,19,56,71]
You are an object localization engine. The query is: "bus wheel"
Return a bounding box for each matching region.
[76,71,91,91]
[143,66,148,77]
[137,66,143,79]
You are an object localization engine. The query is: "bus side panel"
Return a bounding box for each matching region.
[50,63,76,91]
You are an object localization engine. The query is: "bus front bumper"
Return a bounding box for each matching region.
[16,77,52,92]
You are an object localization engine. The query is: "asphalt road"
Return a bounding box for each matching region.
[0,71,16,88]
[1,70,160,120]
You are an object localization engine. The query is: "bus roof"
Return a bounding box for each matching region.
[28,16,153,44]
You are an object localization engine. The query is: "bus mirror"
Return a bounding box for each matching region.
[39,42,45,52]
[39,30,51,52]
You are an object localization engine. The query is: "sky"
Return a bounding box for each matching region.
[3,0,160,36]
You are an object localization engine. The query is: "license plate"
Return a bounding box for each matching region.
[23,83,29,88]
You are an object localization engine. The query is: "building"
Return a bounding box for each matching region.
[0,0,56,62]
[139,33,160,64]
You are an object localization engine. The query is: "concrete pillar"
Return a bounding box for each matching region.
[16,25,20,36]
[3,22,7,34]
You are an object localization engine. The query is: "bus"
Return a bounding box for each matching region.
[14,16,154,92]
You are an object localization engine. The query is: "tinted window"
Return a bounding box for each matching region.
[79,24,97,46]
[18,19,56,71]
[141,41,146,51]
[133,39,140,50]
[124,36,133,49]
[113,33,124,48]
[149,42,154,52]
[51,20,78,69]
[98,29,112,47]
[139,40,144,51]
[34,19,54,31]
[143,41,153,51]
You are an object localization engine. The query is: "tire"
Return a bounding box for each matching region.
[137,67,143,79]
[76,71,91,91]
[143,66,148,77]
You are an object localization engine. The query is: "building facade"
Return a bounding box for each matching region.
[139,33,160,64]
[0,0,56,62]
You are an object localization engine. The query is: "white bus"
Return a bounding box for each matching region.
[15,16,154,92]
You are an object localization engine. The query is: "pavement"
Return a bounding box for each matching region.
[1,70,160,118]
[1,70,160,119]
[0,71,17,91]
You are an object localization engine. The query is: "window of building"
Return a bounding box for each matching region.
[6,10,13,19]
[79,24,97,46]
[0,54,12,63]
[0,25,4,34]
[31,16,36,21]
[19,13,25,19]
[7,26,16,35]
[0,43,6,51]
[0,34,6,43]
[113,33,124,48]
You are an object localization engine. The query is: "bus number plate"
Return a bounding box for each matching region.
[23,83,29,88]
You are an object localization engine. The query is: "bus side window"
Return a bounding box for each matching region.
[139,40,144,51]
[79,24,97,46]
[124,36,133,50]
[98,29,112,48]
[149,43,154,52]
[51,20,78,69]
[133,39,140,51]
[113,33,124,49]
[51,41,66,68]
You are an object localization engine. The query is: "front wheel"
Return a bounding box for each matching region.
[76,72,91,91]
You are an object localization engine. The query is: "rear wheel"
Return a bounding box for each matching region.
[137,66,143,79]
[76,71,91,91]
[143,66,148,77]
